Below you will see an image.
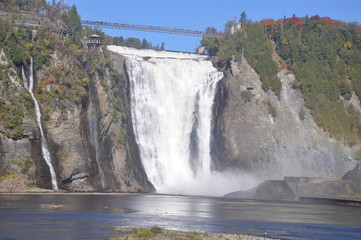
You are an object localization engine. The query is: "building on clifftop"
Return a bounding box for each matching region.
[83,34,101,49]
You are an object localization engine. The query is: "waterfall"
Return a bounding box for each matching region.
[22,58,58,190]
[87,84,106,188]
[109,46,247,196]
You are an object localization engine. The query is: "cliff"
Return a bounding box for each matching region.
[0,48,153,192]
[0,8,153,192]
[212,57,358,183]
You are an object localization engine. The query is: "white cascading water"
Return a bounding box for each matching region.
[22,58,58,190]
[109,46,253,196]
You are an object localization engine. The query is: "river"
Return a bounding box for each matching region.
[0,194,360,240]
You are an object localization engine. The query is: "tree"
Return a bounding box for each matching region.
[224,20,235,34]
[65,5,82,43]
[112,36,124,46]
[240,11,247,26]
[124,38,142,48]
[142,38,150,49]
[205,27,217,34]
[201,36,220,56]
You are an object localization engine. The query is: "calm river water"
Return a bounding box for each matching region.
[0,193,361,240]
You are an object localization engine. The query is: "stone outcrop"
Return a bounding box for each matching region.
[0,49,154,193]
[343,163,361,182]
[43,52,154,192]
[225,175,361,201]
[212,57,358,182]
[224,180,297,201]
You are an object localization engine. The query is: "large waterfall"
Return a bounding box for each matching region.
[109,46,247,196]
[22,58,58,190]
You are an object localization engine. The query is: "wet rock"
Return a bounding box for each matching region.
[343,163,361,182]
[225,175,361,201]
[224,180,296,201]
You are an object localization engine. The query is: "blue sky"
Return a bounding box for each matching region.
[64,0,361,52]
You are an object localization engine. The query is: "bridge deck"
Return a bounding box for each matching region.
[82,20,222,38]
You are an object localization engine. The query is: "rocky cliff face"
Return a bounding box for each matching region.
[212,57,359,182]
[45,51,153,192]
[0,49,154,192]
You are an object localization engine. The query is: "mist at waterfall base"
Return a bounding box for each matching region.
[109,46,259,196]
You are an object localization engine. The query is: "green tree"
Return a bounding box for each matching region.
[65,5,82,43]
[124,38,142,48]
[201,36,220,56]
[240,11,247,26]
[141,38,149,48]
[112,36,124,46]
[205,27,217,34]
[8,41,24,66]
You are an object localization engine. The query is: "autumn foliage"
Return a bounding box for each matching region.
[309,15,335,25]
[259,15,338,30]
[259,19,276,28]
[285,17,304,28]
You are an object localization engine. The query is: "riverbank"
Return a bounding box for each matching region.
[0,176,53,193]
[111,226,277,240]
[0,176,137,195]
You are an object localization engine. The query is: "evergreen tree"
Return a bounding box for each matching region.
[142,38,150,49]
[65,5,82,43]
[112,36,124,46]
[240,11,247,26]
[205,27,217,34]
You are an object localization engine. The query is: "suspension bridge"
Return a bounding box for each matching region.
[81,20,223,38]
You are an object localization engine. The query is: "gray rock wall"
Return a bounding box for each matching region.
[212,58,358,182]
[44,52,154,192]
[0,50,154,193]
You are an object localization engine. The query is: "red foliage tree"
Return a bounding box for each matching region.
[310,15,335,25]
[285,17,303,28]
[260,19,276,28]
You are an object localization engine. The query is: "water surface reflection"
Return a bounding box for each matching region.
[0,194,360,240]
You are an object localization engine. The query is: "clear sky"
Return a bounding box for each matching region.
[64,0,361,52]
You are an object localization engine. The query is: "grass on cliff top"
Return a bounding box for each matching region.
[111,226,275,240]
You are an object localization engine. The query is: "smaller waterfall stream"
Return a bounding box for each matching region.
[22,58,58,190]
[87,85,106,188]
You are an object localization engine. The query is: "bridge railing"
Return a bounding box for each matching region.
[81,20,223,38]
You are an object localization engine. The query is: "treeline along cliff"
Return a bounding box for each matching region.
[0,1,360,192]
[206,14,361,180]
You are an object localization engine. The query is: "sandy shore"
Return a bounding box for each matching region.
[111,226,277,240]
